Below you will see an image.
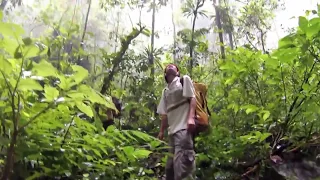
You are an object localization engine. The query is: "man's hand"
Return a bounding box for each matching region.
[187,117,195,133]
[157,131,164,140]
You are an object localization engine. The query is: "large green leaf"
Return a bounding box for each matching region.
[298,16,308,32]
[18,78,43,91]
[132,149,152,159]
[23,44,41,59]
[71,65,88,84]
[0,22,25,37]
[43,85,59,102]
[32,60,58,77]
[0,57,12,74]
[306,17,320,39]
[76,102,93,117]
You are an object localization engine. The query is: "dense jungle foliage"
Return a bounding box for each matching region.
[0,0,320,179]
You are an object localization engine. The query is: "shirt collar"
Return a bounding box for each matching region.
[166,76,179,88]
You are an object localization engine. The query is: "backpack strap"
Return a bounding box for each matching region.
[203,95,211,116]
[181,76,212,117]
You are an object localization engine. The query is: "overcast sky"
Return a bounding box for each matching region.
[267,0,319,48]
[20,0,320,51]
[103,0,318,55]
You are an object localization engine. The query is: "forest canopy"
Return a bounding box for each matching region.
[0,0,320,180]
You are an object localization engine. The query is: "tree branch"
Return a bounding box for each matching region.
[18,103,54,132]
[280,63,287,114]
[100,25,146,95]
[77,0,92,65]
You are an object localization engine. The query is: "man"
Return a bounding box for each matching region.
[157,64,197,180]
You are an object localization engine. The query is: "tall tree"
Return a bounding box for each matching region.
[77,0,92,69]
[150,0,156,79]
[213,0,226,59]
[234,0,279,52]
[0,0,22,11]
[182,0,206,77]
[171,0,177,63]
[221,0,235,50]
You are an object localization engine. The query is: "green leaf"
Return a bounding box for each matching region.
[123,146,134,155]
[242,104,259,114]
[76,102,93,117]
[298,16,308,32]
[259,133,271,142]
[23,44,41,59]
[18,78,43,91]
[142,29,151,37]
[133,149,152,159]
[278,33,296,49]
[263,111,270,121]
[130,130,153,142]
[14,45,22,59]
[57,75,74,90]
[0,22,25,37]
[26,172,43,180]
[22,37,32,46]
[78,85,116,110]
[1,38,19,57]
[306,17,320,39]
[71,65,88,84]
[92,148,102,158]
[67,91,85,101]
[0,57,12,74]
[44,85,59,102]
[32,60,58,77]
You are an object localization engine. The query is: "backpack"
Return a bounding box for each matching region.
[165,76,211,135]
[180,77,211,135]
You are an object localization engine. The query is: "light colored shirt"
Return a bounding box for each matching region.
[157,75,195,135]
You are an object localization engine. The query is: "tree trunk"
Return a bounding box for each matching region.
[150,0,155,78]
[0,0,8,10]
[77,0,92,70]
[190,11,197,77]
[1,130,18,180]
[114,11,120,53]
[228,32,234,50]
[150,0,156,116]
[171,0,177,63]
[213,0,226,59]
[189,0,205,78]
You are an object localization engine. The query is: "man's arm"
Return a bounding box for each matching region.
[157,89,167,139]
[160,114,168,133]
[187,97,197,119]
[182,75,197,126]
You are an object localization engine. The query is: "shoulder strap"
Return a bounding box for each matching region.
[180,77,184,87]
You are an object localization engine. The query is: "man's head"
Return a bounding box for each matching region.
[164,64,179,83]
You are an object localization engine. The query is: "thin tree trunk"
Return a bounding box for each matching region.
[1,130,18,180]
[171,0,177,63]
[223,0,235,49]
[228,32,234,50]
[213,0,226,59]
[189,0,204,78]
[190,12,197,77]
[0,0,8,10]
[114,11,120,53]
[150,0,155,78]
[150,0,156,116]
[77,0,91,67]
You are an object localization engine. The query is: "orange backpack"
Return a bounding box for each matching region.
[166,77,211,135]
[180,78,211,134]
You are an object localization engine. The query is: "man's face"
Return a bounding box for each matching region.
[165,64,178,77]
